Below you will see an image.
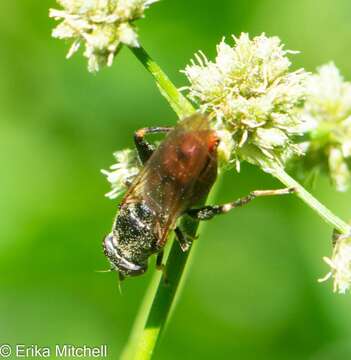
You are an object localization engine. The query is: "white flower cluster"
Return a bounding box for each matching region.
[302,63,351,191]
[101,149,141,199]
[50,0,159,72]
[319,232,351,294]
[183,33,311,170]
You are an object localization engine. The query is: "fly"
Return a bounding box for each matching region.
[103,114,295,280]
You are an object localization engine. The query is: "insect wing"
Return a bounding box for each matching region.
[122,114,218,246]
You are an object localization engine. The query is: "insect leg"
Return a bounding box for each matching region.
[134,126,173,164]
[332,228,351,247]
[156,251,168,284]
[117,272,125,294]
[187,187,296,220]
[174,227,192,252]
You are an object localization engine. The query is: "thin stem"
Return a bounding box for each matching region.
[121,45,200,360]
[129,46,195,118]
[270,163,350,234]
[121,183,222,360]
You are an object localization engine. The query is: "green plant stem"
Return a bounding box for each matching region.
[129,46,195,118]
[121,183,221,360]
[123,44,351,360]
[270,163,350,234]
[121,46,200,360]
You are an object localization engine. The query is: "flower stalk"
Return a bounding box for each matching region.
[120,192,214,360]
[120,45,201,360]
[270,163,350,234]
[129,46,195,118]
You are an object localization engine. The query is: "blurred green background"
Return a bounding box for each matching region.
[1,1,351,359]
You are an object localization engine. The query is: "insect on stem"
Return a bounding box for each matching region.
[103,114,218,279]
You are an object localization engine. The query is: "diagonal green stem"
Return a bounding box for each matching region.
[130,46,195,118]
[121,183,221,360]
[270,163,350,234]
[122,44,351,360]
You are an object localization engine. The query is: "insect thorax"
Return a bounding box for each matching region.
[113,201,159,265]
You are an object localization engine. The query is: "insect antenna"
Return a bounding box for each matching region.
[95,268,114,273]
